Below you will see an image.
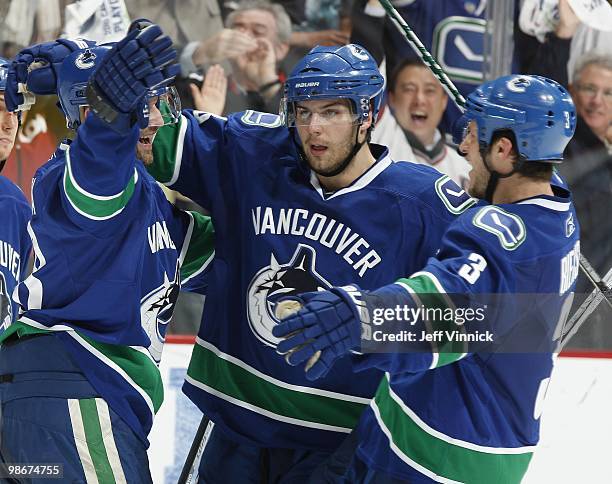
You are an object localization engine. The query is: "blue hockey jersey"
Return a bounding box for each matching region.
[0,175,31,332]
[148,109,478,450]
[1,114,215,445]
[354,188,580,482]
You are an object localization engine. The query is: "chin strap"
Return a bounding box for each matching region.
[0,159,6,173]
[480,144,525,202]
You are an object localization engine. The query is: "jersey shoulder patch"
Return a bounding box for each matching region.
[471,206,526,251]
[434,175,477,214]
[240,110,282,128]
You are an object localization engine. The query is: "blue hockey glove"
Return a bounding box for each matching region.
[85,20,180,132]
[5,39,97,111]
[273,287,365,380]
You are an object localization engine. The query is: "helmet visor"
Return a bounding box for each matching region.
[284,99,361,128]
[147,86,181,127]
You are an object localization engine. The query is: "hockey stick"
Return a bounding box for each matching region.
[177,415,211,484]
[377,0,612,311]
[560,266,612,349]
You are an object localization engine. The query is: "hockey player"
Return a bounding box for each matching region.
[0,56,31,335]
[0,30,214,482]
[133,42,480,481]
[274,75,580,483]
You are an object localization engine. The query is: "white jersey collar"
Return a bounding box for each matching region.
[516,195,570,212]
[309,146,393,201]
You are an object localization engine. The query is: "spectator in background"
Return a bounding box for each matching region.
[373,59,470,187]
[3,109,57,202]
[284,0,351,66]
[125,0,225,51]
[350,0,487,132]
[567,53,612,155]
[182,0,291,115]
[559,53,612,287]
[189,64,229,116]
[516,0,612,88]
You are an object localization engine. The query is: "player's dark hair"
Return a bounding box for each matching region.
[489,130,553,181]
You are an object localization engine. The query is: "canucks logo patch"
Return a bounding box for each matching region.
[247,244,331,347]
[140,260,181,362]
[435,175,477,214]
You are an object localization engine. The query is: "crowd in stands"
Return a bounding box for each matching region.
[1,0,611,344]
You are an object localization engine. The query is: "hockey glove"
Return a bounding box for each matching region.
[5,38,97,111]
[85,20,180,133]
[273,287,366,380]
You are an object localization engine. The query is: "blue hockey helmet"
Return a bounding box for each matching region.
[57,46,181,130]
[453,75,576,162]
[0,57,8,92]
[282,44,384,127]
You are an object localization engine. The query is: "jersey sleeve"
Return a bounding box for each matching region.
[59,114,141,233]
[179,211,215,291]
[147,109,290,214]
[399,172,479,271]
[0,189,32,283]
[355,209,518,376]
[17,198,32,283]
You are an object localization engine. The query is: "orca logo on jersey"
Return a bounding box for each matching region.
[0,273,12,331]
[140,260,181,363]
[247,244,332,347]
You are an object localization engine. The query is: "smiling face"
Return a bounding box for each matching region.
[294,98,365,177]
[571,64,612,140]
[136,96,167,165]
[388,64,448,146]
[458,120,490,199]
[0,93,18,162]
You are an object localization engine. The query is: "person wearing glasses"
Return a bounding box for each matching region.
[568,52,612,156]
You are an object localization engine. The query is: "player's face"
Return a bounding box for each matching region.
[388,65,448,146]
[459,121,489,199]
[295,99,362,176]
[136,96,165,165]
[571,64,612,140]
[0,93,18,161]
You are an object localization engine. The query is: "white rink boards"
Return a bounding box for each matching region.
[148,345,612,483]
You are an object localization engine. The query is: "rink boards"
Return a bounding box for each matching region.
[148,342,612,484]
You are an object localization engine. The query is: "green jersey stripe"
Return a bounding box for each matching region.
[73,332,164,414]
[372,376,534,483]
[63,147,138,220]
[79,398,117,483]
[187,339,369,431]
[149,114,186,185]
[68,399,103,483]
[396,273,469,358]
[94,399,127,483]
[3,319,162,422]
[180,211,215,282]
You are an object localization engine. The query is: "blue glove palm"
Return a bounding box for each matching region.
[86,20,180,132]
[6,38,96,111]
[273,287,363,380]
